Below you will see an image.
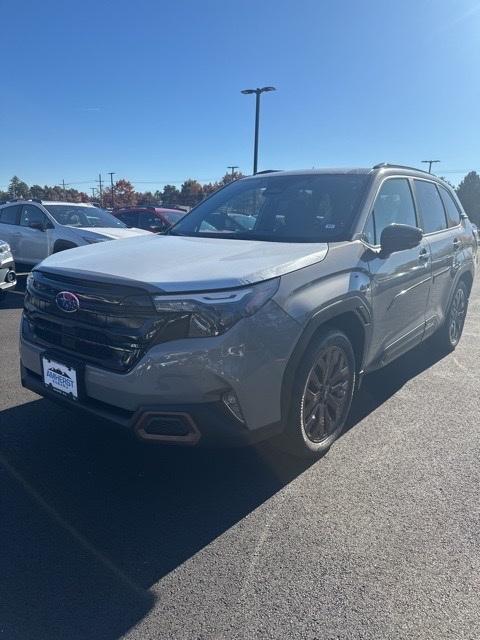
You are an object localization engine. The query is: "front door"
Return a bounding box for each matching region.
[17,205,50,264]
[363,177,432,368]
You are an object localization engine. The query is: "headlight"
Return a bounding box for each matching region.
[82,236,110,244]
[0,242,11,254]
[152,277,280,338]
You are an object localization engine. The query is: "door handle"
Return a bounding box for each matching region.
[453,238,461,250]
[419,248,429,262]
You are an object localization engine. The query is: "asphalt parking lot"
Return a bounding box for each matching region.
[1,275,479,640]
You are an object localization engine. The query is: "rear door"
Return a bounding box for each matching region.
[17,205,51,264]
[363,177,432,367]
[413,179,461,333]
[0,204,22,257]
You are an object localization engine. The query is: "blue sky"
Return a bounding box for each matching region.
[1,0,479,193]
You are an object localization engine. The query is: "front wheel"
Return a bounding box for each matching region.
[278,329,356,459]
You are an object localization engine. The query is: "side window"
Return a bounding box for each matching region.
[117,212,138,227]
[142,212,162,229]
[0,204,21,225]
[20,205,47,227]
[438,186,461,227]
[369,178,417,244]
[414,180,448,233]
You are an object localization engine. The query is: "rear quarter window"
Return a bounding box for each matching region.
[413,180,448,234]
[438,186,461,227]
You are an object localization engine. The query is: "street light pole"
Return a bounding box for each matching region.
[421,160,440,174]
[227,165,239,178]
[241,86,276,174]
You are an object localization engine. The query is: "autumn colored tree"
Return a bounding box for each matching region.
[103,179,137,208]
[218,170,244,186]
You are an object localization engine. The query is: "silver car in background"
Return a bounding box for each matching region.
[0,200,152,266]
[0,240,16,300]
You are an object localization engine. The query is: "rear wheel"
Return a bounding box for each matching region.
[279,329,356,459]
[434,280,469,352]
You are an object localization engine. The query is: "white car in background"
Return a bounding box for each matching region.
[0,200,152,266]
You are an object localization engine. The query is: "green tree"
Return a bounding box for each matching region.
[456,171,480,225]
[8,176,30,199]
[30,185,45,199]
[180,179,204,206]
[136,191,158,205]
[162,184,180,206]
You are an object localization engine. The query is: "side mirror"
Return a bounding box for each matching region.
[28,221,45,231]
[380,224,422,254]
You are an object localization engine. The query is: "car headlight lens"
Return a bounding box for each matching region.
[152,277,280,338]
[82,236,110,244]
[0,242,11,254]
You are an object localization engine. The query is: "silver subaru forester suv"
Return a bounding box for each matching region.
[20,166,476,458]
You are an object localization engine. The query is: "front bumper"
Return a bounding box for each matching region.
[20,300,301,445]
[20,363,282,446]
[0,257,16,292]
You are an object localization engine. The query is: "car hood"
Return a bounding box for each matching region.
[80,227,152,240]
[36,235,329,292]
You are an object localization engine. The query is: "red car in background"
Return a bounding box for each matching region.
[113,206,186,233]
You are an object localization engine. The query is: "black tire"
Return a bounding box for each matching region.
[434,280,469,353]
[278,329,356,459]
[53,241,77,254]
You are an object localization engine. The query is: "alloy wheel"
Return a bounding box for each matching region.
[301,345,351,443]
[449,288,466,346]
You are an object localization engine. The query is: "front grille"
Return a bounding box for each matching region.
[23,271,161,372]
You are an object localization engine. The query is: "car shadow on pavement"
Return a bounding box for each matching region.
[346,337,448,432]
[0,339,447,640]
[0,398,311,640]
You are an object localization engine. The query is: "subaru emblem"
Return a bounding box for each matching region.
[56,291,80,313]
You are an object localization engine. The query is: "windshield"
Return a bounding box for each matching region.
[162,210,185,225]
[44,205,127,229]
[171,174,370,242]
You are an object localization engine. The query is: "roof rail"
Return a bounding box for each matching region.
[372,162,431,174]
[31,198,43,203]
[254,169,282,175]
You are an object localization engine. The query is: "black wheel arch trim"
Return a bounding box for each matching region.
[445,265,474,318]
[280,294,372,428]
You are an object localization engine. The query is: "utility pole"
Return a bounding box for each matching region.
[108,172,115,209]
[421,160,440,174]
[62,179,66,200]
[97,173,103,207]
[90,187,96,200]
[227,165,239,178]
